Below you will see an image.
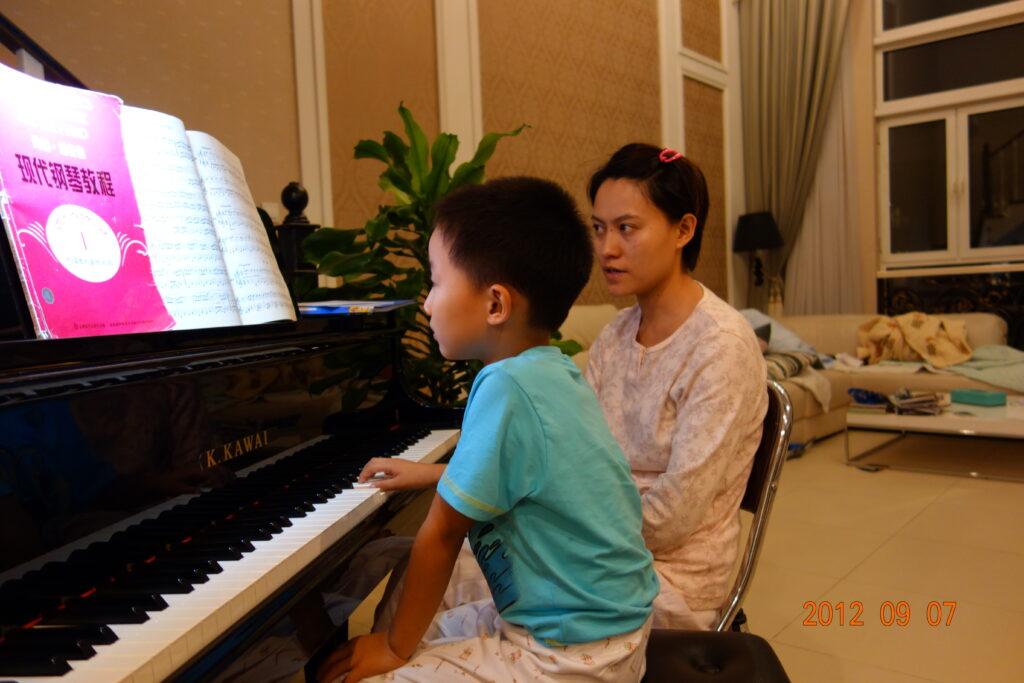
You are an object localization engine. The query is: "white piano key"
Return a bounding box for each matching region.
[12,429,459,682]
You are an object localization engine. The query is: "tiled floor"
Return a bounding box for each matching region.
[746,432,1024,683]
[347,431,1024,682]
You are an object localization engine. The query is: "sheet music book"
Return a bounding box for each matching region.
[0,63,295,339]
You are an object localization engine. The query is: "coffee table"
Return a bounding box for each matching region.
[845,399,1024,481]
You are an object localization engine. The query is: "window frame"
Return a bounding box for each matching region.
[954,94,1024,260]
[875,1,1024,270]
[878,110,958,265]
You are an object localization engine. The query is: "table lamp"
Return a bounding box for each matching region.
[733,212,784,286]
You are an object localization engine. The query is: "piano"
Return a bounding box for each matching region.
[0,15,462,681]
[0,264,462,683]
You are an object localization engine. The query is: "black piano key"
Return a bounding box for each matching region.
[199,529,266,545]
[246,513,293,527]
[8,624,119,646]
[156,558,223,574]
[0,653,71,676]
[0,638,96,660]
[13,574,98,596]
[173,545,245,562]
[117,575,194,595]
[48,601,152,624]
[147,566,210,585]
[92,592,169,612]
[0,595,61,614]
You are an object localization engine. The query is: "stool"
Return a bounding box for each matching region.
[642,629,791,682]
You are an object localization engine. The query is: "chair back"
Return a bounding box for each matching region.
[715,380,793,631]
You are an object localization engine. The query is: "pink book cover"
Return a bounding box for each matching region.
[0,65,173,339]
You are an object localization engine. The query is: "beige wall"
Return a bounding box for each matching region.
[322,0,439,229]
[683,77,728,299]
[682,0,721,61]
[0,0,300,208]
[478,0,661,306]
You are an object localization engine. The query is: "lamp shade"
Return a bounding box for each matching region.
[733,212,784,252]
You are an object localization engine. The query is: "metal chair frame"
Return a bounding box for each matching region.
[714,380,793,632]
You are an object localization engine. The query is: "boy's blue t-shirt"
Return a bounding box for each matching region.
[437,345,658,645]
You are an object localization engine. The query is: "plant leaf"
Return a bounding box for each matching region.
[398,102,429,192]
[382,131,412,183]
[354,139,390,164]
[450,124,528,190]
[318,251,375,277]
[379,169,415,204]
[302,228,362,264]
[384,205,418,227]
[448,163,485,193]
[550,338,583,356]
[422,133,458,202]
[364,215,389,242]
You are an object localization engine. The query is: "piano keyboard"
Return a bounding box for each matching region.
[0,427,459,682]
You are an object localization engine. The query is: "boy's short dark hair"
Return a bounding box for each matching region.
[587,142,709,271]
[432,176,593,333]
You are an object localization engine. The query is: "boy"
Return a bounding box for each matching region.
[317,177,658,682]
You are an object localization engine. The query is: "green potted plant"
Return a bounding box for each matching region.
[302,104,581,407]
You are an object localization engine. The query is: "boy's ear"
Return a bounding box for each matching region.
[486,284,513,326]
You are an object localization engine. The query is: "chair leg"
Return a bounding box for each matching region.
[730,608,749,633]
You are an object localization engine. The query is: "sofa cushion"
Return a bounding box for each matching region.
[779,313,1007,357]
[560,304,618,350]
[740,309,817,354]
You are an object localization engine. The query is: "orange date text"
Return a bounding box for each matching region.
[801,600,957,627]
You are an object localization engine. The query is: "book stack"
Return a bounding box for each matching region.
[888,390,950,416]
[847,388,889,414]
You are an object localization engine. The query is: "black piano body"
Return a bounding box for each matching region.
[0,246,462,681]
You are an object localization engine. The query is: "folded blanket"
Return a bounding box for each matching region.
[857,312,972,368]
[948,345,1024,393]
[764,351,832,413]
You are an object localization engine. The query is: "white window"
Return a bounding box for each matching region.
[875,0,1024,268]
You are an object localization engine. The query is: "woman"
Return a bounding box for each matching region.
[585,143,767,630]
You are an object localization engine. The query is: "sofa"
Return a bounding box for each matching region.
[559,306,1016,446]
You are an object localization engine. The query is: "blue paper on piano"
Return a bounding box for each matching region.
[297,299,416,315]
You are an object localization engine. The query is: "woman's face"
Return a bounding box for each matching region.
[591,178,691,298]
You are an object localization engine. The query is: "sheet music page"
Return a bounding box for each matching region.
[186,131,295,324]
[121,107,242,329]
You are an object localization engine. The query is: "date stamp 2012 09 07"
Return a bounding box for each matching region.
[801,600,958,627]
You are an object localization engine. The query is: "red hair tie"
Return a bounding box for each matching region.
[659,148,683,163]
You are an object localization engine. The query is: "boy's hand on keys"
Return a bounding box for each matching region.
[316,632,407,683]
[356,459,445,491]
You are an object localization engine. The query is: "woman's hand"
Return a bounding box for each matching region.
[358,459,444,491]
[316,632,407,683]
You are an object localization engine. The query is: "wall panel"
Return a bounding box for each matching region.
[1,0,300,207]
[322,0,439,228]
[683,76,728,299]
[681,0,722,61]
[478,0,660,306]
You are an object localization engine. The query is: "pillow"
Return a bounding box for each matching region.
[740,309,817,355]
